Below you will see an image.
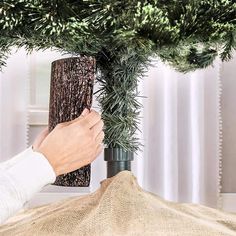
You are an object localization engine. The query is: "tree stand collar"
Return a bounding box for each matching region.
[104,148,134,178]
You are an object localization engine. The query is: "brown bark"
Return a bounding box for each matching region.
[49,56,96,187]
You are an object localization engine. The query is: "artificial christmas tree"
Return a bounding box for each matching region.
[0,1,235,179]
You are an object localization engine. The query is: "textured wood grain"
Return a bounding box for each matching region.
[49,57,96,187]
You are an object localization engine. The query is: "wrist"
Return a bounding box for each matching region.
[33,147,58,177]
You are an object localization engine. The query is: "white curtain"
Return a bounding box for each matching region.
[131,58,222,208]
[0,49,29,162]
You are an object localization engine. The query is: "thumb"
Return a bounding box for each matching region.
[33,127,49,150]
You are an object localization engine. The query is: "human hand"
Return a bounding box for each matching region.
[35,109,104,176]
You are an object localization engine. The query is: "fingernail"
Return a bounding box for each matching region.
[81,108,89,116]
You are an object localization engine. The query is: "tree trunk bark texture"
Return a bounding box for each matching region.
[49,57,96,187]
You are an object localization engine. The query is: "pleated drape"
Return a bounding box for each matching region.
[0,49,29,162]
[131,58,222,208]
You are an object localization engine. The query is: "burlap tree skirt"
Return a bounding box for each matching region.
[1,171,236,236]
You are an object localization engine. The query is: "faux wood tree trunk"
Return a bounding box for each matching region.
[49,57,96,187]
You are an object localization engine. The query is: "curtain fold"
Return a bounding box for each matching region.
[0,49,29,162]
[132,58,221,208]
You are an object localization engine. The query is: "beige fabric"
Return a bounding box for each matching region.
[1,171,236,236]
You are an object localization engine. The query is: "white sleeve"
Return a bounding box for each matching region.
[0,147,56,224]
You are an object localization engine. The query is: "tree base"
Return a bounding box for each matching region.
[104,148,134,178]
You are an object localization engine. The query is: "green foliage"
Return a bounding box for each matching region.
[0,0,235,151]
[96,46,151,151]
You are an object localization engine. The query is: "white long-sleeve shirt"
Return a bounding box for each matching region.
[0,147,56,224]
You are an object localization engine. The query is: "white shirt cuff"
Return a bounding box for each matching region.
[6,147,56,202]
